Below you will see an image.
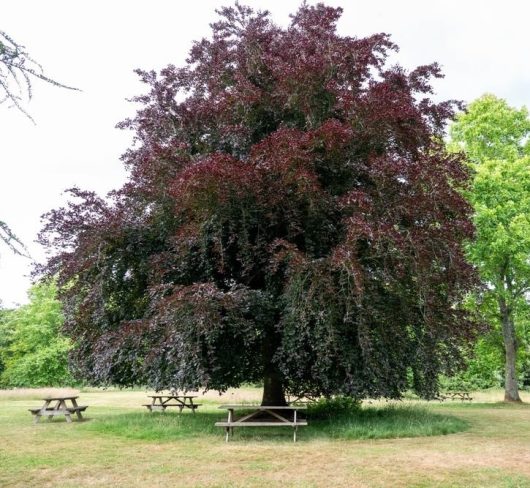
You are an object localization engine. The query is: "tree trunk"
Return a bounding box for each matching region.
[499,297,522,403]
[262,368,287,406]
[261,326,287,406]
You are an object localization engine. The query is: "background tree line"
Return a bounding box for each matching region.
[0,281,73,387]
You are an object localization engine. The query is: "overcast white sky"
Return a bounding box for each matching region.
[1,0,529,307]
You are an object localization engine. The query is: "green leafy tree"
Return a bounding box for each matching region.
[0,281,73,387]
[0,307,11,377]
[450,94,530,162]
[450,94,530,402]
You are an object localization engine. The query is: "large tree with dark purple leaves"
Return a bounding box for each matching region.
[39,3,478,405]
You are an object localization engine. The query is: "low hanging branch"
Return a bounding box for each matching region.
[0,30,78,259]
[0,30,79,122]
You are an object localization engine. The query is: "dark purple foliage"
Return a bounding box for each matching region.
[38,3,478,401]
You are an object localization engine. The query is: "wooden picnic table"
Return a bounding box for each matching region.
[436,391,473,402]
[143,394,201,413]
[446,391,473,401]
[215,404,308,442]
[287,393,319,405]
[28,396,88,424]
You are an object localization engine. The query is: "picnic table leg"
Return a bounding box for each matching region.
[71,397,83,420]
[152,397,165,412]
[293,409,298,443]
[49,400,60,421]
[59,400,73,423]
[36,399,51,424]
[225,409,234,442]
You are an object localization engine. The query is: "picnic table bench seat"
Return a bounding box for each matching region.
[215,421,308,427]
[142,403,202,407]
[67,405,88,413]
[216,404,308,442]
[142,403,202,411]
[28,405,88,415]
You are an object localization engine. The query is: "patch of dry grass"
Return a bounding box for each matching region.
[1,388,530,487]
[0,387,80,400]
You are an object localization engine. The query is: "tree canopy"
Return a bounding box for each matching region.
[450,94,530,163]
[450,94,530,402]
[39,3,478,404]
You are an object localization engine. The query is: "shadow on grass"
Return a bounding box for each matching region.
[81,405,469,443]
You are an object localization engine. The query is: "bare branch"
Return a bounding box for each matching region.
[0,30,80,122]
[0,221,30,258]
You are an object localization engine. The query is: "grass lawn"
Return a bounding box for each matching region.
[1,388,530,487]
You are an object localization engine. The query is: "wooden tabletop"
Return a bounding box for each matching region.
[148,395,197,398]
[219,404,307,410]
[43,396,79,401]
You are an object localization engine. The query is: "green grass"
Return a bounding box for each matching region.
[312,405,468,440]
[82,410,221,441]
[81,404,467,442]
[2,388,530,487]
